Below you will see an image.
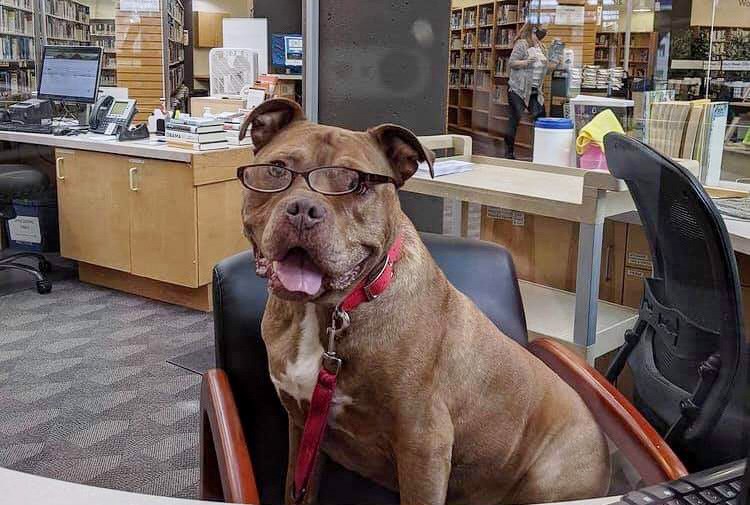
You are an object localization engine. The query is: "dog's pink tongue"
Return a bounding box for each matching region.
[275,250,323,295]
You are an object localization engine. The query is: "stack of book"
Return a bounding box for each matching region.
[165,117,228,151]
[222,114,253,146]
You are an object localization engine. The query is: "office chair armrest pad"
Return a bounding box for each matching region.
[200,369,260,504]
[528,338,688,485]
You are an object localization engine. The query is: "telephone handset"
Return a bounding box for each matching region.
[89,95,137,135]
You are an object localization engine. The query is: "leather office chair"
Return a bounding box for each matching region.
[0,164,52,294]
[201,233,687,504]
[603,133,748,471]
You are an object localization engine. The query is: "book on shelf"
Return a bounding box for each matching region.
[0,36,33,60]
[166,138,229,151]
[165,130,227,143]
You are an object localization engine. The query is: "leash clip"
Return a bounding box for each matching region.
[323,307,348,375]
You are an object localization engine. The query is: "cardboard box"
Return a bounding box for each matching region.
[626,224,653,271]
[622,266,650,308]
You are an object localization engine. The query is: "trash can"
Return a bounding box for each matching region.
[3,191,59,252]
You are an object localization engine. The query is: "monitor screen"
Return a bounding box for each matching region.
[37,45,102,104]
[272,34,303,70]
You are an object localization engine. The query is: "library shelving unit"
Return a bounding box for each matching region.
[166,0,186,110]
[448,0,532,149]
[91,18,116,86]
[594,32,657,78]
[448,1,600,152]
[0,0,36,101]
[115,0,187,122]
[43,0,90,46]
[115,3,161,122]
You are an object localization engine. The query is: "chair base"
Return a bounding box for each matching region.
[0,252,52,294]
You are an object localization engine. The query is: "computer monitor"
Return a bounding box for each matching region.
[271,33,303,74]
[37,45,102,104]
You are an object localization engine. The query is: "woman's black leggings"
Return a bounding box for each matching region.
[505,89,543,156]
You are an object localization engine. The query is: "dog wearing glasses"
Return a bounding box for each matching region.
[238,98,610,505]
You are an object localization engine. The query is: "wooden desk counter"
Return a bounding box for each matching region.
[2,131,253,310]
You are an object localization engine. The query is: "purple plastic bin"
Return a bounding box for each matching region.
[579,144,609,171]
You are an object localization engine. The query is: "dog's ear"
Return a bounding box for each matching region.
[368,124,435,186]
[239,98,305,153]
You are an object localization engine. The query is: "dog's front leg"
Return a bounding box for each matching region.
[395,410,454,505]
[285,419,325,505]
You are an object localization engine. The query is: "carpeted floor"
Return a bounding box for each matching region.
[0,279,215,499]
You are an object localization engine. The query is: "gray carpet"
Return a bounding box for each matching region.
[0,279,215,499]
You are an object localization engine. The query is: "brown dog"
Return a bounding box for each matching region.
[238,98,611,505]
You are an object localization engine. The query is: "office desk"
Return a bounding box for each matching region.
[0,131,252,310]
[413,135,637,363]
[0,467,620,505]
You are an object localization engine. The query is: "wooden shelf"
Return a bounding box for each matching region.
[0,2,32,13]
[0,30,33,37]
[47,13,87,25]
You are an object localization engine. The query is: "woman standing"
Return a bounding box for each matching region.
[505,23,557,159]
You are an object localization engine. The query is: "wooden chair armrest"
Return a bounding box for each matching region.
[528,338,688,485]
[201,368,260,504]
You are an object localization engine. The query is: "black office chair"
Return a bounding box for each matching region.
[0,164,53,294]
[603,133,748,471]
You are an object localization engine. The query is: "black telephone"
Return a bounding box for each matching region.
[89,95,137,135]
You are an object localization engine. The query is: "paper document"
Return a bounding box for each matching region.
[418,160,474,177]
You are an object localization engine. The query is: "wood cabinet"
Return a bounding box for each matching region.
[56,149,131,272]
[195,11,227,48]
[54,147,251,310]
[479,206,628,303]
[128,158,198,286]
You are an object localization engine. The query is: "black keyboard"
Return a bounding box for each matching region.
[614,460,746,505]
[0,122,52,134]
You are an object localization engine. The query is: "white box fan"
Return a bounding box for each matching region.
[209,48,259,98]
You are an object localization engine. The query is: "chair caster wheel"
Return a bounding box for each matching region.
[36,279,52,294]
[38,259,52,273]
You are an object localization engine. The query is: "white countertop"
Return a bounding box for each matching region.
[0,130,250,162]
[0,467,620,505]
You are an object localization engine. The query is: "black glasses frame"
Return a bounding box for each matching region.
[236,164,395,195]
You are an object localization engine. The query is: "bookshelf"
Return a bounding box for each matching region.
[594,32,657,77]
[166,0,186,109]
[0,0,35,100]
[447,0,530,148]
[43,0,90,45]
[115,0,187,121]
[115,5,162,123]
[91,18,116,86]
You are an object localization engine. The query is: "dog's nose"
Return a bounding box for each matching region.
[285,198,327,229]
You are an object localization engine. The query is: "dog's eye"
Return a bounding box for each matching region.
[267,165,286,178]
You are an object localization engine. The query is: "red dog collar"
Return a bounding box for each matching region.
[340,233,404,313]
[293,233,404,504]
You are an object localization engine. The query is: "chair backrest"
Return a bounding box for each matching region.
[603,134,744,463]
[212,233,528,505]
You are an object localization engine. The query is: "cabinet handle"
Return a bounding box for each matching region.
[129,167,139,191]
[55,157,64,181]
[604,245,614,282]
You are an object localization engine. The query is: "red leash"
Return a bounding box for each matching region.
[292,234,404,504]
